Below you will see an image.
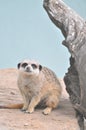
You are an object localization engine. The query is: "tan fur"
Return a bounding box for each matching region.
[17,60,62,115]
[0,103,23,109]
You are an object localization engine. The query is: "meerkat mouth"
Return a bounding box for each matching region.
[25,69,32,73]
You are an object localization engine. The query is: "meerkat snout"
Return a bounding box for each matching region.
[25,65,32,72]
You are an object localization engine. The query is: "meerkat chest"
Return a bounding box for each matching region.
[18,75,42,94]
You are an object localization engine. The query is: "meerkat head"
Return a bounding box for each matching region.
[17,59,42,76]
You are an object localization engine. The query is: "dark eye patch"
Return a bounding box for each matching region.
[31,64,37,69]
[17,63,21,69]
[22,63,28,68]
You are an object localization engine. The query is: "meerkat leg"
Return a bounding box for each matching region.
[21,93,29,111]
[43,95,59,115]
[26,95,41,113]
[18,88,31,111]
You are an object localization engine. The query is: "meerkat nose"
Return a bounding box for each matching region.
[26,66,31,72]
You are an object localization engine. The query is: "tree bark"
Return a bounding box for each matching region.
[43,0,86,130]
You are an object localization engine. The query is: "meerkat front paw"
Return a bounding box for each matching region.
[21,105,28,111]
[25,107,34,114]
[43,107,52,115]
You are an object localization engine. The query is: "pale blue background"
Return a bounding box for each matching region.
[0,0,86,77]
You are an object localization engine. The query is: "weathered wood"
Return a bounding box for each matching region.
[43,0,86,130]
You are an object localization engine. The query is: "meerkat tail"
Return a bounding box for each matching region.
[0,103,23,109]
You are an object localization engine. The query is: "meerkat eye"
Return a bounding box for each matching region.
[31,64,37,69]
[22,63,28,68]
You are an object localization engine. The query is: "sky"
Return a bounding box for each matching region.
[0,0,86,77]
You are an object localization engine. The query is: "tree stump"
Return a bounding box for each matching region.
[43,0,86,130]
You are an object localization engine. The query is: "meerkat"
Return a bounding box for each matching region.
[0,59,62,115]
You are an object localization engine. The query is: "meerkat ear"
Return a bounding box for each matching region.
[17,63,21,69]
[39,65,42,71]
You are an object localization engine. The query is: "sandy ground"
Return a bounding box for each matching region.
[0,68,79,130]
